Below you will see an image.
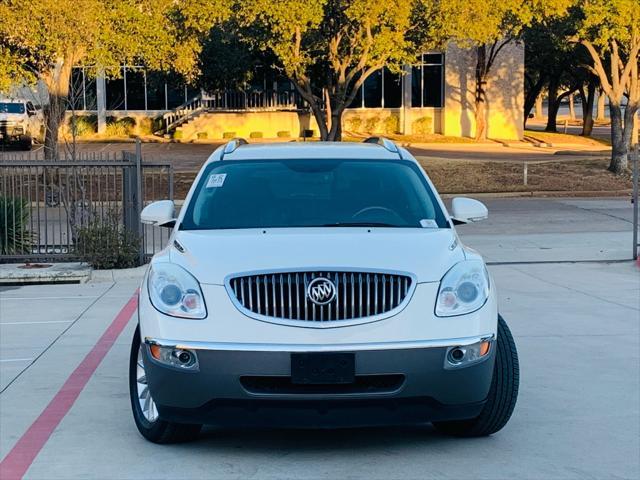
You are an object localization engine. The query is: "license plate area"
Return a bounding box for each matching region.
[291,353,355,384]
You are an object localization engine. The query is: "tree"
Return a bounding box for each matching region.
[575,0,640,174]
[0,0,229,159]
[236,0,428,141]
[437,0,571,140]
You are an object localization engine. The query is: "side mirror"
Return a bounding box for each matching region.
[450,197,488,224]
[141,200,176,228]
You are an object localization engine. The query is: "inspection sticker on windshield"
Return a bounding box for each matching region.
[206,173,227,188]
[420,219,438,229]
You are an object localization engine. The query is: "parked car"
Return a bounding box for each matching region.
[0,98,44,150]
[131,138,519,443]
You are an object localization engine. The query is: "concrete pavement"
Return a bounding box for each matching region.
[0,196,638,479]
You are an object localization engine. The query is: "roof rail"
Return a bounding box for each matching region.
[363,136,400,155]
[220,138,248,160]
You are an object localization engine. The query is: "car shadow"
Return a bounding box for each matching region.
[192,424,475,453]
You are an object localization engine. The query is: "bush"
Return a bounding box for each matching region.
[68,115,97,137]
[173,129,183,140]
[277,130,291,138]
[383,115,400,135]
[364,116,379,133]
[412,116,433,135]
[223,131,236,139]
[76,220,140,269]
[105,116,136,137]
[197,131,208,139]
[348,116,363,132]
[137,117,154,136]
[0,196,33,255]
[250,131,263,138]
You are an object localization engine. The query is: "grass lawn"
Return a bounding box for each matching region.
[420,157,631,194]
[169,157,632,199]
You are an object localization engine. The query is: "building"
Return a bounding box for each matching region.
[18,43,524,141]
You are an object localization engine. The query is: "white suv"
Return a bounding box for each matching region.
[131,138,519,443]
[0,99,43,150]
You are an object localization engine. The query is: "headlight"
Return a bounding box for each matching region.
[435,260,489,317]
[148,263,207,319]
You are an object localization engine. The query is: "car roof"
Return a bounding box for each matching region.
[213,141,408,162]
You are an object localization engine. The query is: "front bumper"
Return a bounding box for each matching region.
[143,339,495,428]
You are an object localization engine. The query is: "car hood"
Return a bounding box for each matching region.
[168,228,464,285]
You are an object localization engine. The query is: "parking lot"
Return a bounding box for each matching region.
[1,197,639,479]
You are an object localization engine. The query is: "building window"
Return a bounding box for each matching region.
[125,67,146,110]
[349,67,403,109]
[69,66,193,111]
[411,53,444,108]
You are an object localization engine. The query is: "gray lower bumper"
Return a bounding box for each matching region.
[143,344,495,427]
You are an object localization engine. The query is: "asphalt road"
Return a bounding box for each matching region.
[1,197,638,479]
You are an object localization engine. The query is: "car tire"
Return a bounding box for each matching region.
[433,314,519,437]
[129,326,202,443]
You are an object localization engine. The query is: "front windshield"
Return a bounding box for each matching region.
[0,103,25,114]
[181,159,447,230]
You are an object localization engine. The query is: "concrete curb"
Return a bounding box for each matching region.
[0,263,91,284]
[0,263,148,284]
[88,265,148,283]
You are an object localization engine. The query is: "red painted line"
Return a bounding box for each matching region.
[0,293,138,480]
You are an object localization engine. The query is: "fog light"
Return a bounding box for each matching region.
[444,339,493,369]
[147,343,199,370]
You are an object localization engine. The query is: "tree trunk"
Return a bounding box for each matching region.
[42,61,72,160]
[581,81,596,137]
[609,103,627,174]
[596,88,606,121]
[568,93,575,120]
[545,79,559,132]
[474,45,488,141]
[535,93,544,119]
[524,77,545,127]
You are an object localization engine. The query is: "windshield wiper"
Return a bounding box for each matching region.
[320,222,400,227]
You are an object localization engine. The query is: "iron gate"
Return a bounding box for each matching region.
[0,143,173,263]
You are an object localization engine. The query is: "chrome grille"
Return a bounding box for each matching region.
[228,271,413,323]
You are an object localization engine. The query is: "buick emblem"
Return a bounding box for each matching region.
[307,277,336,305]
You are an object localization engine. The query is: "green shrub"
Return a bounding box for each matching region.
[347,116,362,132]
[383,115,400,135]
[68,115,97,137]
[152,116,164,134]
[76,220,140,269]
[223,131,236,139]
[250,131,263,138]
[364,116,379,133]
[105,116,136,137]
[197,131,208,139]
[412,116,433,135]
[137,117,154,136]
[277,130,291,138]
[173,129,183,140]
[0,196,33,255]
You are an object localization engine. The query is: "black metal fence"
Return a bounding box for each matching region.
[0,143,173,264]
